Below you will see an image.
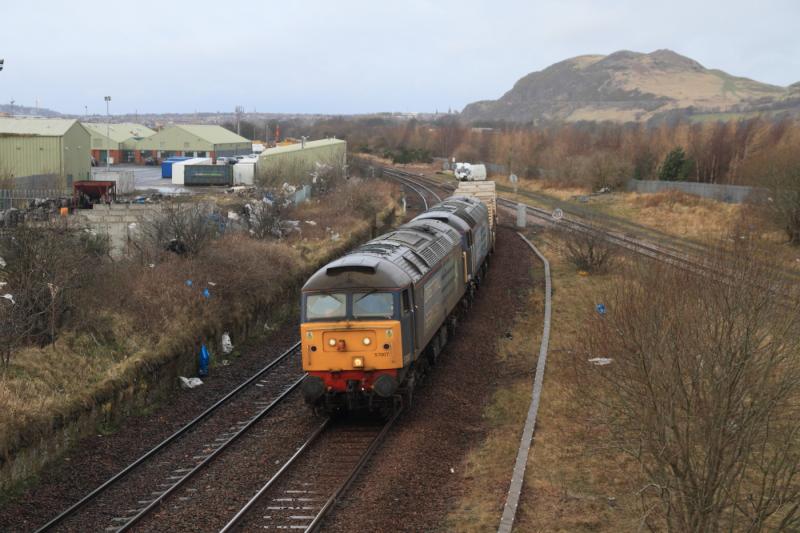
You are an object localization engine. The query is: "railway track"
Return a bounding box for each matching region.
[378,167,800,298]
[220,409,401,532]
[37,342,304,533]
[381,168,442,209]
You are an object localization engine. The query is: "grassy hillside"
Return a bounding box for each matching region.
[462,49,798,124]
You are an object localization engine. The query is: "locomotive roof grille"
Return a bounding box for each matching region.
[357,242,401,256]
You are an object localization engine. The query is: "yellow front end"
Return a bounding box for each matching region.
[301,320,403,372]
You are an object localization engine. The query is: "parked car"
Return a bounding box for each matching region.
[144,156,158,166]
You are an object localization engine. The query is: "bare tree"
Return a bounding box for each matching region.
[0,220,95,356]
[764,161,800,245]
[134,202,219,261]
[245,196,289,240]
[557,222,619,273]
[575,249,800,531]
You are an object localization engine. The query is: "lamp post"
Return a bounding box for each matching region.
[104,96,111,171]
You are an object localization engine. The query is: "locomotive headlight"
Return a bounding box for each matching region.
[306,331,313,340]
[328,338,337,347]
[385,329,393,338]
[352,356,365,368]
[362,337,371,346]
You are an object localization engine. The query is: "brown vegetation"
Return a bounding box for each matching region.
[305,116,800,191]
[557,222,619,273]
[0,178,398,468]
[574,248,800,531]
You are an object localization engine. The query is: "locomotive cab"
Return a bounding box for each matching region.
[300,253,420,412]
[301,289,412,410]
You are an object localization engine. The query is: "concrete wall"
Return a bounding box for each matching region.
[74,203,163,258]
[626,179,764,204]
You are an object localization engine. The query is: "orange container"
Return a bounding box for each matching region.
[60,207,69,217]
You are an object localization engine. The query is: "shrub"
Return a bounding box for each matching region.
[557,223,618,273]
[134,202,220,262]
[0,220,102,356]
[574,250,800,531]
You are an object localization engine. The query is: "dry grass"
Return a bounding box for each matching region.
[444,272,541,531]
[512,233,644,532]
[446,232,645,531]
[0,182,399,462]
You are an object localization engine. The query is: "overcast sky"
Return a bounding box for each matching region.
[1,0,798,115]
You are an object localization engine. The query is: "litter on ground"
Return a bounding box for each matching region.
[179,376,203,389]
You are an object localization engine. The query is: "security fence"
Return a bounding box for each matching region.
[0,189,72,210]
[626,179,765,204]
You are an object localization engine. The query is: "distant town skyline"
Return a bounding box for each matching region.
[1,0,798,115]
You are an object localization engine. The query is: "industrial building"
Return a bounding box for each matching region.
[82,122,156,165]
[257,138,346,186]
[132,125,250,162]
[0,117,91,188]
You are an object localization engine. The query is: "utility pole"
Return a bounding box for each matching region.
[235,105,244,136]
[104,96,112,171]
[9,99,14,116]
[84,105,88,120]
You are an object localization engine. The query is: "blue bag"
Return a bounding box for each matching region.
[199,343,210,377]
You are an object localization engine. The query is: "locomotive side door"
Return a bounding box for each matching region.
[400,289,415,365]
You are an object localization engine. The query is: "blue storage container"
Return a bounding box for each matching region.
[161,157,192,179]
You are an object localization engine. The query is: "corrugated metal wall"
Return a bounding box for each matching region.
[256,141,347,186]
[0,135,62,180]
[62,122,91,186]
[215,142,254,157]
[0,124,89,188]
[134,128,215,152]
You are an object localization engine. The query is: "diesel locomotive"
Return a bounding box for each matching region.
[300,195,493,414]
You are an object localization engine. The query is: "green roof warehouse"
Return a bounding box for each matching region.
[0,117,91,189]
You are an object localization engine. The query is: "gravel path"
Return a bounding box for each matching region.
[0,320,300,533]
[322,226,533,532]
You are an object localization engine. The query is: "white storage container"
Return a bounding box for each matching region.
[172,158,212,185]
[233,161,257,185]
[91,170,136,195]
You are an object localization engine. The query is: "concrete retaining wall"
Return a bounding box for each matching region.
[73,203,162,258]
[626,179,765,204]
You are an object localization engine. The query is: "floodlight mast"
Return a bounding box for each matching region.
[104,96,111,171]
